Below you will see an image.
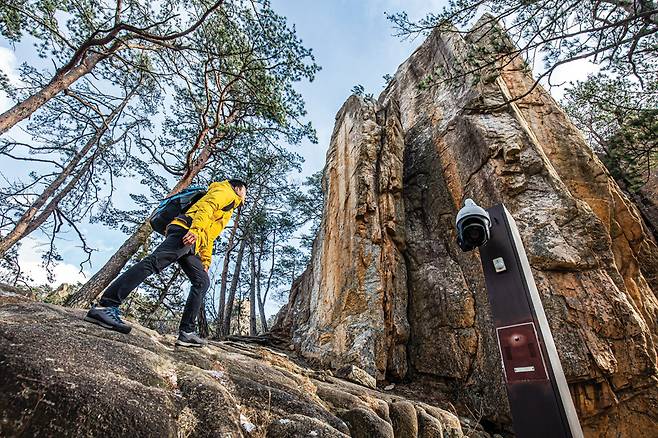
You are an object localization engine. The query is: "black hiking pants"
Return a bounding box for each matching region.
[99,224,210,333]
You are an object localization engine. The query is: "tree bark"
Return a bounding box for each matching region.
[198,304,209,338]
[249,243,257,336]
[235,298,242,335]
[0,46,118,135]
[256,239,268,333]
[256,274,267,333]
[215,210,240,337]
[222,236,246,336]
[0,86,134,257]
[260,229,276,332]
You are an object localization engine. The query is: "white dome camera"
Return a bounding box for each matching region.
[456,198,491,252]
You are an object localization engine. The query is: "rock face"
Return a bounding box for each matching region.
[273,17,658,437]
[0,292,474,437]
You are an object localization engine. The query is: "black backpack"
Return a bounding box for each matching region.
[149,186,207,235]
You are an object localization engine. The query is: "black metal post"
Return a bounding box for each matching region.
[478,204,583,438]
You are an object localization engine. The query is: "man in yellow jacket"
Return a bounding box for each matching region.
[84,179,247,347]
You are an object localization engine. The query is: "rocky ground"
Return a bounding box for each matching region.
[0,290,493,438]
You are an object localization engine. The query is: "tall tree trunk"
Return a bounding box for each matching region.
[223,237,246,336]
[66,130,217,307]
[260,229,276,332]
[215,210,240,337]
[235,298,242,335]
[0,44,119,135]
[256,273,267,333]
[146,267,181,324]
[249,243,257,336]
[256,239,268,333]
[0,86,134,257]
[198,303,209,338]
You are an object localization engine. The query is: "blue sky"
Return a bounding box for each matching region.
[269,0,448,177]
[0,1,596,315]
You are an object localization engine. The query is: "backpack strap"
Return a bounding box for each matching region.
[221,200,235,212]
[174,214,193,227]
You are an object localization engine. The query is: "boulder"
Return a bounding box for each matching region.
[336,365,377,389]
[0,294,464,437]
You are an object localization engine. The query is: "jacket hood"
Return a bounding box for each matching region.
[211,180,242,207]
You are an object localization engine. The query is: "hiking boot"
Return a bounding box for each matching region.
[175,331,207,348]
[84,305,132,334]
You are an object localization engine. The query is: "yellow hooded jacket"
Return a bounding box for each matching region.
[169,180,242,269]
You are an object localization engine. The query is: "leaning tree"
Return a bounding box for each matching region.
[0,0,226,134]
[0,68,157,261]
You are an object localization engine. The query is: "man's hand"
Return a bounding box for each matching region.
[182,231,197,246]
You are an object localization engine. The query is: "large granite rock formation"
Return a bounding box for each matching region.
[0,291,478,437]
[273,17,658,437]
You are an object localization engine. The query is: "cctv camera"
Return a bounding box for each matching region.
[456,198,491,252]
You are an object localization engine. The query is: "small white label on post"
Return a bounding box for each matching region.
[514,366,535,373]
[493,257,506,273]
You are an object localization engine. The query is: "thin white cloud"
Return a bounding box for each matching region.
[17,236,89,287]
[0,46,21,113]
[538,59,600,101]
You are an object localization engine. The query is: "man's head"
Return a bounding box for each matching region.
[229,179,248,203]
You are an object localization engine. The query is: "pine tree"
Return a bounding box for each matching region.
[388,0,657,103]
[0,72,151,258]
[0,0,225,134]
[66,1,319,306]
[563,73,657,192]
